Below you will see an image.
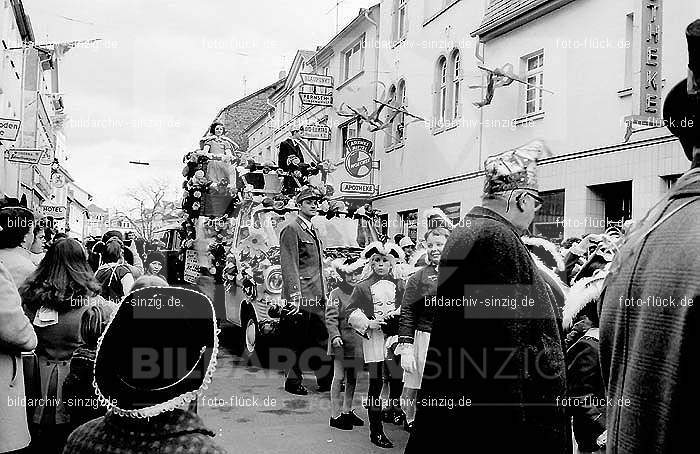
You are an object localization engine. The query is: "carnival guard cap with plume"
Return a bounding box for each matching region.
[93,286,219,418]
[483,139,552,197]
[361,241,405,262]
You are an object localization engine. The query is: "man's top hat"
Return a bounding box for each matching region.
[93,286,219,418]
[663,19,700,161]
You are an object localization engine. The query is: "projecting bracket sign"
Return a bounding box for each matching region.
[299,92,333,107]
[0,118,21,141]
[300,124,331,141]
[340,182,376,195]
[300,73,334,88]
[6,148,44,164]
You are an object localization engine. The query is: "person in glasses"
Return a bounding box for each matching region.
[406,141,570,454]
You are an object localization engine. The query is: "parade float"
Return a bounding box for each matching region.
[174,141,381,357]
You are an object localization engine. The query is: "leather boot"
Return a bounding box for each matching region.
[368,408,393,449]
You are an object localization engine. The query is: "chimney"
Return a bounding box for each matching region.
[279,70,287,80]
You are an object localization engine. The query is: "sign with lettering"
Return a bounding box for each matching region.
[340,182,376,194]
[344,138,373,178]
[7,148,43,164]
[300,73,334,88]
[628,0,663,126]
[0,118,21,141]
[39,149,53,166]
[300,124,331,141]
[184,250,200,284]
[39,204,66,219]
[299,92,333,107]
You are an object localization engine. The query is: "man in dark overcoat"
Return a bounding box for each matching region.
[599,20,700,454]
[279,186,332,395]
[405,141,570,453]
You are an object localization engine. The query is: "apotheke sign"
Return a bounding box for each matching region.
[340,182,375,194]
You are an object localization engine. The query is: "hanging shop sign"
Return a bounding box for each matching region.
[184,249,200,284]
[6,148,44,164]
[39,204,67,219]
[39,149,53,166]
[0,118,21,141]
[627,0,663,126]
[299,92,333,107]
[300,73,334,88]
[300,124,331,141]
[50,171,67,189]
[344,138,373,178]
[340,182,376,195]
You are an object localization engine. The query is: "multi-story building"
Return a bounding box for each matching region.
[471,0,699,240]
[371,0,487,241]
[86,203,109,238]
[1,0,69,211]
[246,5,382,204]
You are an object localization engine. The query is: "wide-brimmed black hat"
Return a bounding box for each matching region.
[94,286,219,418]
[663,19,700,161]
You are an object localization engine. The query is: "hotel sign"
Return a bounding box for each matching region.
[629,0,663,126]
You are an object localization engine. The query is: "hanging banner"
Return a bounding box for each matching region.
[0,118,21,141]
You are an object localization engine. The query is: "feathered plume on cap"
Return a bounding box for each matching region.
[521,236,565,272]
[562,273,606,331]
[424,207,454,231]
[483,139,552,195]
[331,257,367,274]
[362,241,405,261]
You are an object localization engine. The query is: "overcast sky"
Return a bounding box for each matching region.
[25,0,375,208]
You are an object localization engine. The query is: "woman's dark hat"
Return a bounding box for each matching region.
[94,286,219,418]
[663,20,700,161]
[146,250,165,265]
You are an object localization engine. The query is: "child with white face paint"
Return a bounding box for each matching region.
[346,242,406,449]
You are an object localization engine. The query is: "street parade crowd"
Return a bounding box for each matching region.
[0,18,699,454]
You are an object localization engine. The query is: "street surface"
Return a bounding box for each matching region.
[198,328,410,454]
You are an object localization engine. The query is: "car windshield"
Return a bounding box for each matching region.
[240,210,378,249]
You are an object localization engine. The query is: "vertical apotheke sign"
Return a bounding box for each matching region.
[631,0,663,125]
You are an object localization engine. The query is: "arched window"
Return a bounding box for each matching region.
[385,84,397,147]
[396,80,406,142]
[439,57,448,126]
[452,50,461,120]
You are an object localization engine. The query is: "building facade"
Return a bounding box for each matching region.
[471,0,698,240]
[371,0,487,242]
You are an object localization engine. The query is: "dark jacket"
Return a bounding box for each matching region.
[279,214,325,316]
[345,273,405,338]
[566,329,606,452]
[406,206,569,454]
[62,346,107,428]
[398,264,438,343]
[63,409,226,454]
[599,175,700,454]
[278,138,304,171]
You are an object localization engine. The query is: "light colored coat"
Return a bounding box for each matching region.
[0,262,37,452]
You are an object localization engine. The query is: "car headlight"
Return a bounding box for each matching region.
[264,265,283,294]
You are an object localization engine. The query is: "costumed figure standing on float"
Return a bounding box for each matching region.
[201,122,241,191]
